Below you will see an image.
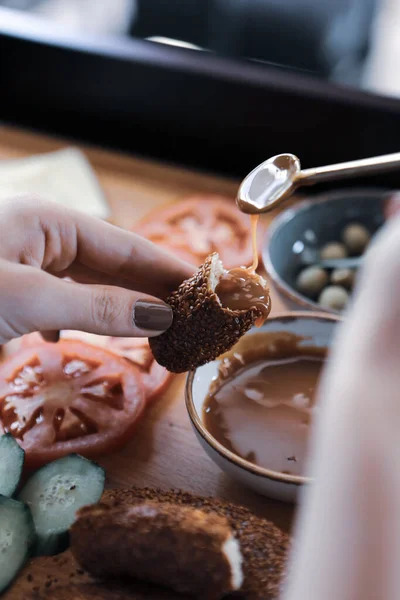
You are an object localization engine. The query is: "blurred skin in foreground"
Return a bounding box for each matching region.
[283,194,400,600]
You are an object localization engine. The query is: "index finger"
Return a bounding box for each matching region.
[73,208,196,298]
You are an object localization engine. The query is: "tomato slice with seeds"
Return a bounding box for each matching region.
[132,195,266,269]
[0,341,145,468]
[102,337,174,401]
[60,331,173,402]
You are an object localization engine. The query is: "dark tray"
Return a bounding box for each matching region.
[1,7,400,191]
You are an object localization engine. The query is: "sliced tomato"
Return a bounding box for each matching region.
[60,331,173,402]
[0,340,145,468]
[103,337,174,401]
[2,332,44,360]
[132,195,265,269]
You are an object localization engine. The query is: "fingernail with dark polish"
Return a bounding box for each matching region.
[133,300,173,332]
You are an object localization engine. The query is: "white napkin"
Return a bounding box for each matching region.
[0,147,110,219]
[282,214,400,600]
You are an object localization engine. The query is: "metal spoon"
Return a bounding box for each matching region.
[237,152,400,214]
[294,246,363,270]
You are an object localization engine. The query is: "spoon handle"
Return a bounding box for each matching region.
[318,256,362,270]
[297,152,400,186]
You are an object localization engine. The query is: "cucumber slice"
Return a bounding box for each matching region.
[0,495,35,593]
[0,434,24,497]
[18,454,105,556]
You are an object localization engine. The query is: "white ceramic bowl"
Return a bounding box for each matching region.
[185,311,341,503]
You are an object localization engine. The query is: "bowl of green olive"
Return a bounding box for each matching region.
[262,188,390,314]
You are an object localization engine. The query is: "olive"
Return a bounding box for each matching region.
[330,268,355,290]
[342,223,370,254]
[320,242,348,260]
[296,266,328,297]
[318,285,349,311]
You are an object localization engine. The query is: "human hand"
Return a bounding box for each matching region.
[0,196,195,344]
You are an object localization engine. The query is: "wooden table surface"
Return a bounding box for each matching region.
[0,124,296,598]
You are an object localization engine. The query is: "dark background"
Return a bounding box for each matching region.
[1,0,400,192]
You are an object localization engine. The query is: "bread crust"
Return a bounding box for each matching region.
[150,254,269,373]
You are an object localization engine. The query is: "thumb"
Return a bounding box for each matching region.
[3,265,173,340]
[54,279,174,338]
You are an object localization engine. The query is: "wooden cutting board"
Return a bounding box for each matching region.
[0,124,296,600]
